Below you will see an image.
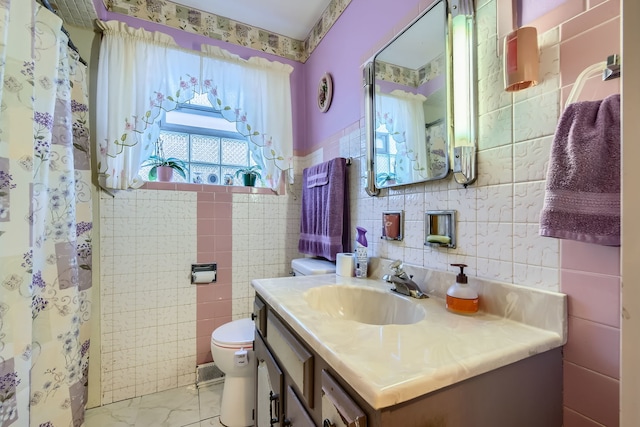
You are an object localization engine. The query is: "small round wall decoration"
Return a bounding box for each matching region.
[317,72,333,113]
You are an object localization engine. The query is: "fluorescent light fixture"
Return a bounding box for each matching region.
[450,0,477,186]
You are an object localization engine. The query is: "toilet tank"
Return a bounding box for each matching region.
[291,258,336,276]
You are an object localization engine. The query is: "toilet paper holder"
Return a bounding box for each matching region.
[191,263,217,284]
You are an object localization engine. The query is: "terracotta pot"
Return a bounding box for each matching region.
[156,166,174,182]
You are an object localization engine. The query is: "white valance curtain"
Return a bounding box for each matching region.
[376,89,429,182]
[96,21,294,191]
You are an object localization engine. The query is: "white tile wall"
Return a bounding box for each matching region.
[347,0,560,291]
[99,189,197,404]
[231,191,299,318]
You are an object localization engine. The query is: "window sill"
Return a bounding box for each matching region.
[141,181,276,195]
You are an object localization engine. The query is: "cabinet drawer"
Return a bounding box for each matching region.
[285,386,315,427]
[321,370,367,427]
[267,311,314,408]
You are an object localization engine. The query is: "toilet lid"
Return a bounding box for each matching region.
[211,318,254,346]
[291,258,336,275]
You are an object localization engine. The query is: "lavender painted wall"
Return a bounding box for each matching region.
[92,0,307,152]
[304,0,432,151]
[517,0,569,27]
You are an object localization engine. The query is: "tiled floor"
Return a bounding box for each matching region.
[85,382,224,427]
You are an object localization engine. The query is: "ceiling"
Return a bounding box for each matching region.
[52,0,333,40]
[171,0,332,40]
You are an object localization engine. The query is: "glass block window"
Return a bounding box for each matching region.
[139,102,258,186]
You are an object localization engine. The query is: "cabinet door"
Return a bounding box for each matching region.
[284,386,316,427]
[254,295,267,337]
[256,334,284,427]
[321,370,367,427]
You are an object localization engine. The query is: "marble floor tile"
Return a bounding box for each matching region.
[135,385,200,427]
[85,383,227,427]
[85,396,141,426]
[198,382,223,420]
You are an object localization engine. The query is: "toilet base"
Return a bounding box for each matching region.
[220,375,255,427]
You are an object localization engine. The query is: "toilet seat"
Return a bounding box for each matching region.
[211,318,255,350]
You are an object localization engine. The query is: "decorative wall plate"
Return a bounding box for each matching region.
[207,173,218,184]
[317,72,333,113]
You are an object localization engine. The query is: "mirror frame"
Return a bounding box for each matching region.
[364,0,477,196]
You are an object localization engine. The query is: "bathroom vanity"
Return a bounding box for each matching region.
[252,273,566,427]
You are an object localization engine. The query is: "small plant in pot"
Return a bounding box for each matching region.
[376,172,397,186]
[142,137,188,182]
[235,165,262,187]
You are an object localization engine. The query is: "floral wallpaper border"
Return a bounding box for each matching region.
[104,0,352,63]
[376,55,445,87]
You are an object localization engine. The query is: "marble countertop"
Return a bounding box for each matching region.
[252,273,566,410]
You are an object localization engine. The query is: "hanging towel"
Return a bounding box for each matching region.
[298,157,349,261]
[539,94,620,246]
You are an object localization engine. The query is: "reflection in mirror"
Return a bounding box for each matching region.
[364,0,477,195]
[366,0,449,192]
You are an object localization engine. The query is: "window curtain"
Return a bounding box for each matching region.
[0,2,93,426]
[376,89,429,182]
[201,46,294,190]
[96,22,294,192]
[95,21,199,190]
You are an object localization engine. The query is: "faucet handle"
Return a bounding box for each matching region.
[389,260,404,275]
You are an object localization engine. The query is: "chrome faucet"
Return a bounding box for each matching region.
[382,260,428,299]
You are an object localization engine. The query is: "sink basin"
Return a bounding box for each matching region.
[303,285,426,325]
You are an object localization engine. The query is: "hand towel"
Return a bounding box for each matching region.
[298,157,349,261]
[539,94,620,246]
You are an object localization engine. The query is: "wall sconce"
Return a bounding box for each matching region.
[504,26,539,92]
[450,0,477,186]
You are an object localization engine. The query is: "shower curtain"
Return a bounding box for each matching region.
[0,2,93,426]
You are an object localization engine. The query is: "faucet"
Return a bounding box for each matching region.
[382,260,428,299]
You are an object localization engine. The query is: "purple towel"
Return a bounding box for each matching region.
[298,158,350,261]
[539,94,620,246]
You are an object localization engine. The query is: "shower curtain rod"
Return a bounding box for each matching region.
[37,0,88,66]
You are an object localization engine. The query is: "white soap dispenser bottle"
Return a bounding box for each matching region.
[446,263,478,315]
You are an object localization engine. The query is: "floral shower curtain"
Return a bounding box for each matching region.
[0,2,93,426]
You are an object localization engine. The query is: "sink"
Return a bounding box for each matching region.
[303,285,426,325]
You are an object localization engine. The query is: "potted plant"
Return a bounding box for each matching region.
[142,137,188,182]
[235,165,262,187]
[376,172,397,186]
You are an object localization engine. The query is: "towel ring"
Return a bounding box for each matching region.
[565,61,607,109]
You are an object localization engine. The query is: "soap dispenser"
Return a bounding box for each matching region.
[446,263,478,315]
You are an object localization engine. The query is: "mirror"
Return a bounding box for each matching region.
[364,0,477,195]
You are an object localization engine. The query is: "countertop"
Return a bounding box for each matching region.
[252,273,566,410]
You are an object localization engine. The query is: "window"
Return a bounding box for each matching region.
[139,93,259,186]
[374,124,398,178]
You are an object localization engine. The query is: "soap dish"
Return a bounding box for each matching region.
[425,210,456,248]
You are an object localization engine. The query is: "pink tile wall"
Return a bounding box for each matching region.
[143,182,274,365]
[196,187,233,364]
[556,1,621,425]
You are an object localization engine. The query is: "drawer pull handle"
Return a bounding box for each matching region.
[269,391,280,426]
[323,419,336,427]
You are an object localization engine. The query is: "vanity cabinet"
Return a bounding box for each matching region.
[254,295,366,427]
[253,293,562,427]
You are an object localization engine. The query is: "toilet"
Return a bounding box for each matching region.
[210,318,255,427]
[291,257,336,276]
[210,258,334,426]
